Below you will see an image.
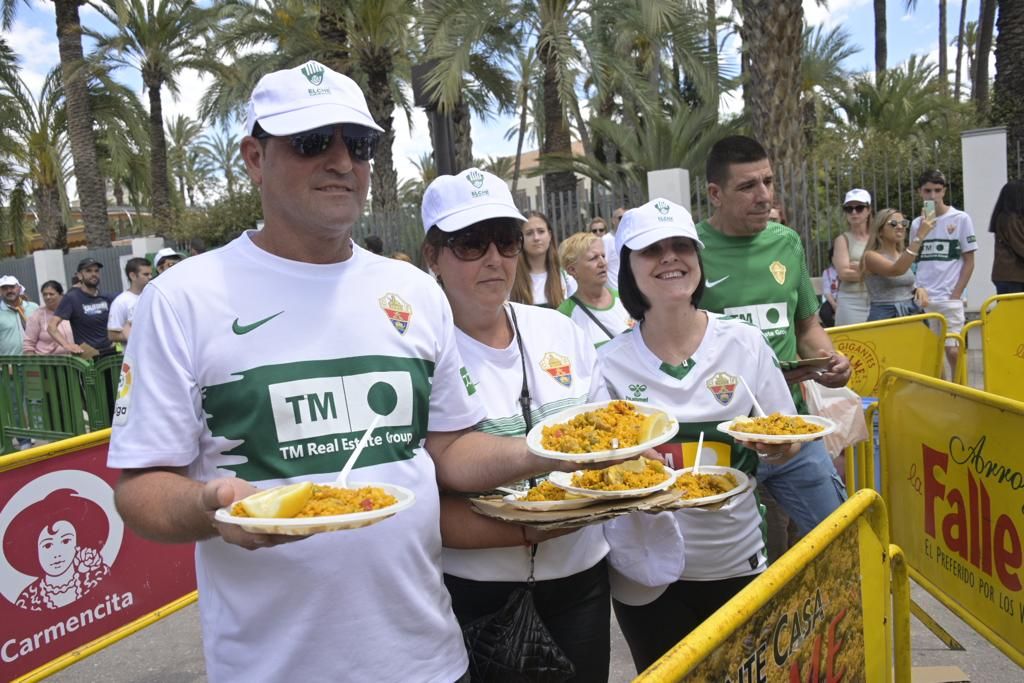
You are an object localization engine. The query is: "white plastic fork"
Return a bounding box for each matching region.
[693,430,705,474]
[335,414,383,488]
[738,376,766,417]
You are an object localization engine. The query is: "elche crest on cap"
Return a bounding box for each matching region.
[466,170,490,198]
[301,62,325,86]
[654,199,674,222]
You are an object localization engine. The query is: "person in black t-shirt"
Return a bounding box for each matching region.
[49,258,116,356]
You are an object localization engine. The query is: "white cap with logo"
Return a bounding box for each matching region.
[843,188,871,206]
[154,247,182,266]
[245,60,384,136]
[421,168,526,233]
[615,198,703,254]
[0,275,20,288]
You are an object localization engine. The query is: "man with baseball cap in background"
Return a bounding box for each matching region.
[49,257,115,357]
[108,61,562,683]
[153,247,183,273]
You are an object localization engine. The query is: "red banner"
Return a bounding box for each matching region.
[1,442,196,680]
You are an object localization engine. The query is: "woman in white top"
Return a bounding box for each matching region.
[421,169,612,681]
[509,210,575,308]
[597,199,800,672]
[557,232,634,347]
[832,188,873,326]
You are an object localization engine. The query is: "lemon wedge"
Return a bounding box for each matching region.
[239,481,314,518]
[641,412,670,441]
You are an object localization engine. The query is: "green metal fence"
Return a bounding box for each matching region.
[0,353,123,453]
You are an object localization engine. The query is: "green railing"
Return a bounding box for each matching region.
[0,353,123,453]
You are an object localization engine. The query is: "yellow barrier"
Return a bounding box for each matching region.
[878,368,1024,668]
[635,489,903,682]
[827,313,948,398]
[959,292,1024,400]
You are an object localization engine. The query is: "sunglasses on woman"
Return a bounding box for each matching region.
[444,226,524,261]
[887,219,910,228]
[843,204,868,214]
[253,123,381,162]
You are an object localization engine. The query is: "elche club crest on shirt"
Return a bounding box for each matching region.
[379,293,412,335]
[539,351,572,388]
[770,260,787,285]
[706,371,738,406]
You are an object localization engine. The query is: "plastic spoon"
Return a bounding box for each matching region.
[692,431,705,474]
[335,414,383,488]
[738,376,766,417]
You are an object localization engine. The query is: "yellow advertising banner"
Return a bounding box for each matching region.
[636,490,894,682]
[879,369,1024,667]
[827,313,946,398]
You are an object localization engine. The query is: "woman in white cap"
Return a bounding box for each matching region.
[420,168,612,680]
[597,198,798,672]
[831,188,873,326]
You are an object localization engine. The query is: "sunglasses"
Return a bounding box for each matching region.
[444,227,524,261]
[591,227,607,235]
[843,205,868,214]
[254,124,380,162]
[887,219,910,228]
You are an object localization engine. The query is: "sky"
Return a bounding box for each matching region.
[1,0,986,199]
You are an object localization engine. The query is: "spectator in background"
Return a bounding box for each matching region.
[390,251,414,264]
[70,274,81,289]
[509,210,575,308]
[989,180,1024,295]
[605,206,627,289]
[589,217,608,236]
[154,247,183,274]
[49,258,116,357]
[558,231,633,347]
[0,276,38,356]
[832,189,872,326]
[363,234,384,255]
[862,208,934,321]
[189,237,208,256]
[819,241,839,328]
[108,257,154,346]
[24,281,72,356]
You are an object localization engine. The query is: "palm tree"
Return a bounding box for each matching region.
[952,1,968,100]
[973,0,997,117]
[0,69,71,249]
[2,0,111,247]
[874,0,886,78]
[197,129,244,199]
[800,24,859,147]
[992,0,1024,161]
[166,114,204,207]
[89,0,216,234]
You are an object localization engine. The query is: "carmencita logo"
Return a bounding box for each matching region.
[301,63,325,86]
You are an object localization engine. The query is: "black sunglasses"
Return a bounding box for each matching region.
[254,123,380,162]
[444,227,524,261]
[843,204,868,214]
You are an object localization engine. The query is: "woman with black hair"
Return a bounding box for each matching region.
[597,198,798,672]
[990,180,1024,295]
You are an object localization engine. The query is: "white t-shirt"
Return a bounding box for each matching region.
[910,206,978,301]
[444,303,609,582]
[602,232,619,290]
[106,290,139,331]
[529,270,577,306]
[108,233,484,683]
[598,314,796,605]
[558,289,635,347]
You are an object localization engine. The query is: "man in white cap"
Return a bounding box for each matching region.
[108,61,553,683]
[0,276,38,356]
[153,247,183,273]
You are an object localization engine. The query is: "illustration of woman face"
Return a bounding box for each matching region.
[38,520,76,577]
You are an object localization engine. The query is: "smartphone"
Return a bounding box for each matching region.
[922,200,936,220]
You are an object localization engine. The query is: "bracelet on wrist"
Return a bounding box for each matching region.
[905,247,919,257]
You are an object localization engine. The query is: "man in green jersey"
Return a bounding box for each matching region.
[696,135,849,538]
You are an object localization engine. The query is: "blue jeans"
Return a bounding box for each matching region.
[757,439,847,536]
[994,281,1024,295]
[867,299,921,321]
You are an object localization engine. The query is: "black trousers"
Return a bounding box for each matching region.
[613,573,759,674]
[444,560,611,682]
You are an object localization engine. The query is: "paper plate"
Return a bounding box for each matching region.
[546,468,678,500]
[716,415,836,445]
[214,482,415,536]
[526,400,679,464]
[501,492,600,512]
[672,466,750,508]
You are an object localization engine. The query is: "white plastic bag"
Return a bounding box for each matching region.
[803,381,869,459]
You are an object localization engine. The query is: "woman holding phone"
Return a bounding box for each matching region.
[862,208,934,321]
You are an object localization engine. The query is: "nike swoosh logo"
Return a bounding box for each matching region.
[232,312,284,335]
[705,276,730,288]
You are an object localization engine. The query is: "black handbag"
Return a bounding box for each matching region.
[461,305,575,683]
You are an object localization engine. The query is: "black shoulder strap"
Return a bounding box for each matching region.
[570,295,616,339]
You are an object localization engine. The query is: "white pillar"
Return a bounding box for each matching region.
[131,236,164,258]
[647,168,691,213]
[32,249,67,291]
[960,127,1007,313]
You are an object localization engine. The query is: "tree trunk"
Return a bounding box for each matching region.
[364,59,399,228]
[938,0,948,93]
[511,91,529,195]
[54,0,110,247]
[317,1,350,73]
[954,0,968,99]
[33,183,67,250]
[992,0,1024,168]
[538,31,578,232]
[707,0,719,108]
[739,0,804,227]
[973,0,997,118]
[452,100,474,173]
[874,0,887,80]
[146,80,172,234]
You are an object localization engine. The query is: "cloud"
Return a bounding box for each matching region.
[1,21,58,97]
[804,0,871,29]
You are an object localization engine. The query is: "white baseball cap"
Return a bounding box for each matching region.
[245,60,384,137]
[615,198,703,254]
[843,188,871,206]
[421,168,526,233]
[154,247,182,266]
[0,275,20,288]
